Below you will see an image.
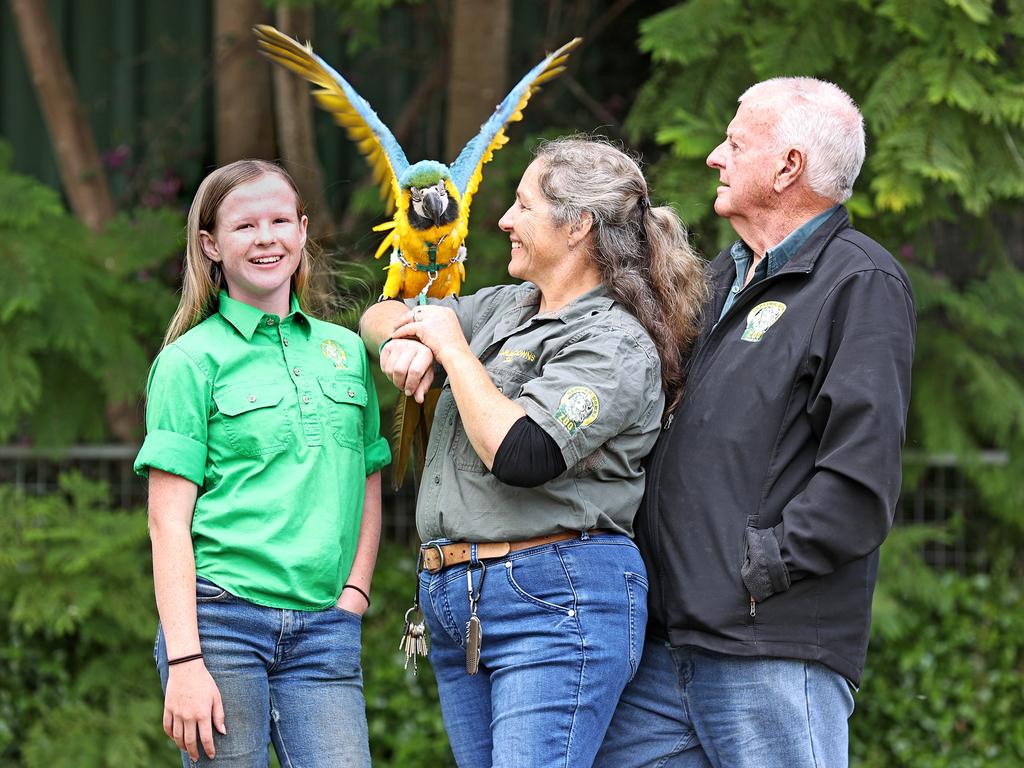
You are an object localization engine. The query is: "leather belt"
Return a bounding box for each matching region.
[420,530,611,574]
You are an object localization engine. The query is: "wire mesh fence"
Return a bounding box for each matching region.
[0,445,1006,569]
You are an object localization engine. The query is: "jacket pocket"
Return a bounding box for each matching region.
[319,376,367,450]
[213,382,288,457]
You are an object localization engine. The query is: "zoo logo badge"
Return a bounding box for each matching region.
[554,386,600,436]
[741,301,787,342]
[321,340,348,369]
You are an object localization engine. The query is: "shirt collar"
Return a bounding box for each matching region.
[554,283,615,323]
[217,292,312,340]
[730,204,841,278]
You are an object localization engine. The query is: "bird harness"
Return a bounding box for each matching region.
[395,235,462,305]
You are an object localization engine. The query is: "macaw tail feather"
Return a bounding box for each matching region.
[391,390,440,491]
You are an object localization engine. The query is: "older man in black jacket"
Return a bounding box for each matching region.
[597,78,916,768]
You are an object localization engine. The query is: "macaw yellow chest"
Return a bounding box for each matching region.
[397,222,463,265]
[385,219,467,300]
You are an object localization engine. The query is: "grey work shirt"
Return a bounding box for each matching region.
[414,282,664,542]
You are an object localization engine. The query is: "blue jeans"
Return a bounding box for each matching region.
[420,533,648,767]
[595,640,855,768]
[154,577,370,768]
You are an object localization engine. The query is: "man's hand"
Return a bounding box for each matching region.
[163,661,227,761]
[380,338,435,403]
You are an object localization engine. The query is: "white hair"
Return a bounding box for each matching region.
[739,77,865,203]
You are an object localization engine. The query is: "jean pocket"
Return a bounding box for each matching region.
[624,571,649,681]
[505,551,576,616]
[331,605,364,621]
[195,576,229,602]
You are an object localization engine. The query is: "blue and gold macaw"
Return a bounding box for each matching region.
[254,26,582,487]
[254,25,582,302]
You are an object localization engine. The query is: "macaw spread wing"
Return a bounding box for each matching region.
[254,25,408,213]
[448,37,583,219]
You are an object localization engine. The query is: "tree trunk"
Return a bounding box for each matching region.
[9,0,115,232]
[271,6,336,241]
[214,0,275,164]
[445,0,512,163]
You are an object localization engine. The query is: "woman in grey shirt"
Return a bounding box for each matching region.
[361,137,707,767]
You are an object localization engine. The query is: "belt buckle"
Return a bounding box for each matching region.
[420,541,447,573]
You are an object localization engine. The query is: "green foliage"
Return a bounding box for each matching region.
[906,264,1024,526]
[632,2,1024,537]
[0,475,450,767]
[0,474,173,767]
[0,141,183,446]
[633,0,1024,229]
[852,540,1024,767]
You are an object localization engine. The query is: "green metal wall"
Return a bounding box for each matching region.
[1,1,211,195]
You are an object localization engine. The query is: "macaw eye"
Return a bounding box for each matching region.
[410,188,423,202]
[435,182,447,196]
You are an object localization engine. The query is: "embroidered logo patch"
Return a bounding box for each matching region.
[554,386,600,435]
[499,348,537,363]
[741,301,787,342]
[320,339,348,368]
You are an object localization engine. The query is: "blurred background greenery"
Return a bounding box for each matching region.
[1,0,1022,765]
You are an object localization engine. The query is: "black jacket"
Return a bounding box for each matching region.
[637,208,916,685]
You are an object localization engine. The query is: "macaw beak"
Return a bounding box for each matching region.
[421,187,446,228]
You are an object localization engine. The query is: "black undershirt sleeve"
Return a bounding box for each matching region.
[490,415,568,487]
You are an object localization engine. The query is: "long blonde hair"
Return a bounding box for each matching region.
[534,137,709,409]
[162,159,329,347]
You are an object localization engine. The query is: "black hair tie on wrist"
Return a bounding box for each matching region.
[167,652,204,667]
[343,583,371,608]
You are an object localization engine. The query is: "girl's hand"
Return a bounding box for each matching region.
[163,661,227,761]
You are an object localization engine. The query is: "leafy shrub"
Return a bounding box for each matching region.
[0,474,172,766]
[0,475,451,767]
[852,533,1024,767]
[0,140,183,446]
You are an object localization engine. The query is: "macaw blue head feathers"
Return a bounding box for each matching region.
[400,160,451,190]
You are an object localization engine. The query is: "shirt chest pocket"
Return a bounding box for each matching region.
[451,366,528,473]
[213,383,289,457]
[319,376,367,450]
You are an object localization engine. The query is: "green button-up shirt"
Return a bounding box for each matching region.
[135,293,390,610]
[415,283,664,542]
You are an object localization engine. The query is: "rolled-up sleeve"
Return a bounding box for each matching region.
[516,328,663,468]
[133,345,211,486]
[359,344,392,476]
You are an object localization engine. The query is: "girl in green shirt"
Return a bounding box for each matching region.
[135,160,389,767]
